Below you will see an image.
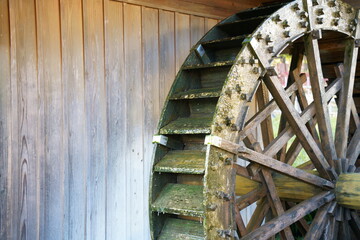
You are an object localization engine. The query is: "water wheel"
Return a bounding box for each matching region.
[149,0,360,239]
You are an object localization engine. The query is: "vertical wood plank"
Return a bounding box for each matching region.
[159,10,175,106]
[83,0,107,239]
[205,18,218,32]
[60,0,87,238]
[124,4,144,239]
[0,0,11,239]
[9,0,41,239]
[175,13,190,72]
[142,6,160,240]
[36,0,64,239]
[104,1,126,239]
[190,15,205,46]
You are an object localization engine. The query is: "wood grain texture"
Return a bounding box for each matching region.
[142,6,160,239]
[83,0,107,239]
[190,15,205,47]
[104,1,127,239]
[0,0,11,239]
[1,0,228,239]
[159,10,176,106]
[175,13,190,72]
[36,0,64,239]
[124,4,144,239]
[111,0,254,19]
[60,0,87,238]
[9,0,41,239]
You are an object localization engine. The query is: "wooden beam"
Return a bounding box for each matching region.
[234,205,247,237]
[239,82,299,141]
[246,199,270,233]
[111,0,254,19]
[335,15,360,157]
[238,147,334,189]
[304,203,331,240]
[347,126,360,165]
[240,191,335,240]
[304,33,336,166]
[236,186,266,210]
[256,82,274,147]
[263,74,332,180]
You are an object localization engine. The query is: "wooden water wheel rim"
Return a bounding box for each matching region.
[150,0,360,239]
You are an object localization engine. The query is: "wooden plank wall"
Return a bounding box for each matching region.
[0,0,219,239]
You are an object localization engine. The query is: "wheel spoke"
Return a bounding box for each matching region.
[349,211,360,236]
[246,198,270,232]
[285,137,303,165]
[262,76,341,159]
[239,82,299,141]
[240,191,335,240]
[234,164,261,183]
[238,147,334,188]
[263,74,333,179]
[234,205,247,237]
[304,33,337,165]
[256,82,274,147]
[347,126,360,165]
[326,216,339,240]
[335,39,360,158]
[236,186,266,210]
[304,203,331,240]
[260,169,295,240]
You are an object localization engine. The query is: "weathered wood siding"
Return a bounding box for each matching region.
[0,0,219,239]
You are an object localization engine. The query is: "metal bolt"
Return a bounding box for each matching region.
[312,0,319,6]
[265,35,273,45]
[317,8,324,16]
[210,164,219,171]
[215,191,231,201]
[328,0,336,7]
[272,14,281,23]
[282,20,290,29]
[206,204,217,211]
[267,47,274,54]
[224,158,233,165]
[312,29,322,40]
[300,21,308,28]
[230,124,238,131]
[266,67,277,76]
[240,93,248,100]
[316,18,324,24]
[235,84,242,93]
[224,116,232,126]
[300,11,308,19]
[255,32,263,41]
[217,229,234,238]
[283,31,290,38]
[292,3,300,11]
[249,57,258,65]
[239,57,246,65]
[355,39,360,48]
[333,11,341,18]
[347,8,353,14]
[225,88,232,97]
[332,19,339,26]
